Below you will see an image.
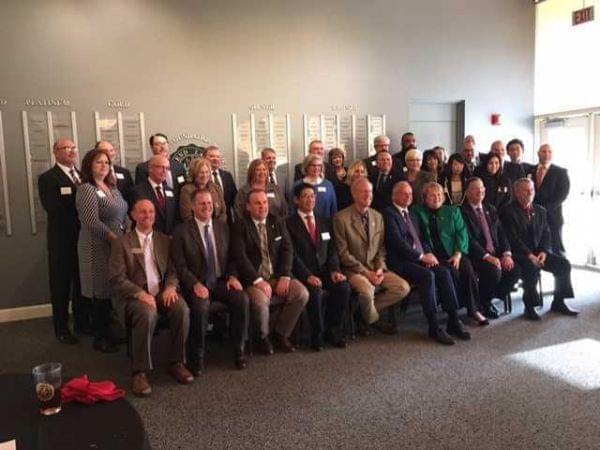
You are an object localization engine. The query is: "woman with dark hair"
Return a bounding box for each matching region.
[439,153,468,205]
[76,148,129,353]
[234,158,287,220]
[480,153,512,210]
[328,147,347,206]
[422,149,443,181]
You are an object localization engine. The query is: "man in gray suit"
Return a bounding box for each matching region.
[109,199,193,397]
[333,178,411,334]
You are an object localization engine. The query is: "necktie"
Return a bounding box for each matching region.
[402,210,423,254]
[377,173,387,191]
[536,165,547,187]
[204,224,217,289]
[269,173,276,185]
[69,169,80,186]
[155,185,166,213]
[361,212,370,240]
[476,207,495,254]
[306,214,317,245]
[143,236,161,296]
[257,223,273,280]
[212,170,222,191]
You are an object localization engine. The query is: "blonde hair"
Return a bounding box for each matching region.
[346,160,367,186]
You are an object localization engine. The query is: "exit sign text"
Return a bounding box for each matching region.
[573,6,594,26]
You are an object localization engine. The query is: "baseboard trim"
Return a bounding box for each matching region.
[0,303,52,323]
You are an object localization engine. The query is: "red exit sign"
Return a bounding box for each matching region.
[573,6,594,26]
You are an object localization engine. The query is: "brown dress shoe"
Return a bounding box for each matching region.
[132,372,152,397]
[275,334,296,352]
[168,363,194,384]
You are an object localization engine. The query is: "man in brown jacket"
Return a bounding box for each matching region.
[109,199,192,397]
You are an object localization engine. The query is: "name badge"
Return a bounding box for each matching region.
[371,160,377,166]
[267,192,275,198]
[165,190,174,198]
[60,187,72,195]
[96,190,106,198]
[317,186,327,192]
[116,173,125,180]
[274,236,282,241]
[321,232,331,241]
[131,248,143,254]
[177,175,185,184]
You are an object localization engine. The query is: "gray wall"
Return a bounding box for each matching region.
[0,0,535,309]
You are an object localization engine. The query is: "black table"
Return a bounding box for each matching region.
[0,374,150,450]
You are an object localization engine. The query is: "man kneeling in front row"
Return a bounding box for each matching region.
[109,199,193,397]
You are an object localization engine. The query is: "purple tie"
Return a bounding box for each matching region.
[402,210,424,254]
[476,207,495,254]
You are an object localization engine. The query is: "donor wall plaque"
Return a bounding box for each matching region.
[22,111,78,234]
[0,111,12,235]
[94,112,146,171]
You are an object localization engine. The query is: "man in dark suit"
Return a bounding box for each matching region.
[293,140,336,182]
[506,138,535,178]
[368,150,404,212]
[205,145,237,221]
[171,188,249,372]
[135,133,187,200]
[109,199,192,396]
[461,135,478,174]
[383,181,470,345]
[364,135,402,177]
[531,144,570,256]
[392,132,416,168]
[95,140,134,205]
[500,178,577,320]
[287,183,351,350]
[38,138,90,344]
[132,155,179,234]
[232,189,309,354]
[461,178,521,319]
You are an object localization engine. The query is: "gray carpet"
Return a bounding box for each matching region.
[2,269,600,449]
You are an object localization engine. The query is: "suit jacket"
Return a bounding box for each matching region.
[531,164,570,228]
[503,161,527,182]
[480,172,512,211]
[383,205,432,270]
[38,165,80,251]
[368,168,405,211]
[171,218,235,293]
[499,202,551,258]
[294,161,336,182]
[460,203,510,261]
[231,214,293,286]
[131,179,178,234]
[217,169,238,215]
[364,154,403,177]
[135,158,187,198]
[393,149,409,168]
[114,164,134,205]
[411,204,469,257]
[332,205,387,274]
[287,212,340,282]
[109,230,179,325]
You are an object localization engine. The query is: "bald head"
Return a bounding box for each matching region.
[392,181,413,208]
[351,178,373,211]
[538,144,553,165]
[95,140,117,162]
[132,199,155,233]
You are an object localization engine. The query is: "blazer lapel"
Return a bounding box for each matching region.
[351,212,367,243]
[129,232,145,274]
[189,220,205,255]
[53,165,77,188]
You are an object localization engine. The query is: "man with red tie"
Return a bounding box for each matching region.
[287,183,351,349]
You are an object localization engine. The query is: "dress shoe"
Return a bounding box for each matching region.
[524,307,542,321]
[234,352,248,370]
[469,312,489,326]
[187,360,205,377]
[550,301,579,316]
[259,337,274,356]
[446,320,471,340]
[168,362,194,384]
[428,326,455,345]
[57,333,79,345]
[132,372,152,397]
[332,335,347,349]
[274,334,296,353]
[311,335,325,352]
[373,320,398,335]
[483,304,500,320]
[93,338,119,353]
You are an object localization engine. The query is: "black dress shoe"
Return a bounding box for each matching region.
[234,353,248,370]
[311,335,325,352]
[92,338,119,353]
[446,320,471,340]
[373,320,398,335]
[483,304,500,320]
[429,327,455,345]
[259,337,274,356]
[57,334,79,345]
[187,360,205,377]
[550,301,579,316]
[524,307,542,321]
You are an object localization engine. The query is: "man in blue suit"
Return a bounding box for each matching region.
[383,181,470,345]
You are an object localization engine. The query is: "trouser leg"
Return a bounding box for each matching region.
[348,273,378,324]
[162,295,189,365]
[247,286,270,339]
[185,296,209,364]
[127,301,158,372]
[274,280,309,338]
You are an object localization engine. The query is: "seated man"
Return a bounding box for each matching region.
[109,200,192,397]
[171,188,250,373]
[412,182,489,325]
[384,181,470,345]
[333,178,410,334]
[232,189,309,353]
[500,178,578,320]
[287,183,351,350]
[460,178,521,319]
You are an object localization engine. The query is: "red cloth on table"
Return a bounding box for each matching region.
[61,375,125,404]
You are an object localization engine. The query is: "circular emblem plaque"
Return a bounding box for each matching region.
[171,144,206,173]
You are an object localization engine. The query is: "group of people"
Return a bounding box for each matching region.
[38,131,578,397]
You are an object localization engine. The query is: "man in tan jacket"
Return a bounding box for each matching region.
[333,178,410,333]
[109,199,192,397]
